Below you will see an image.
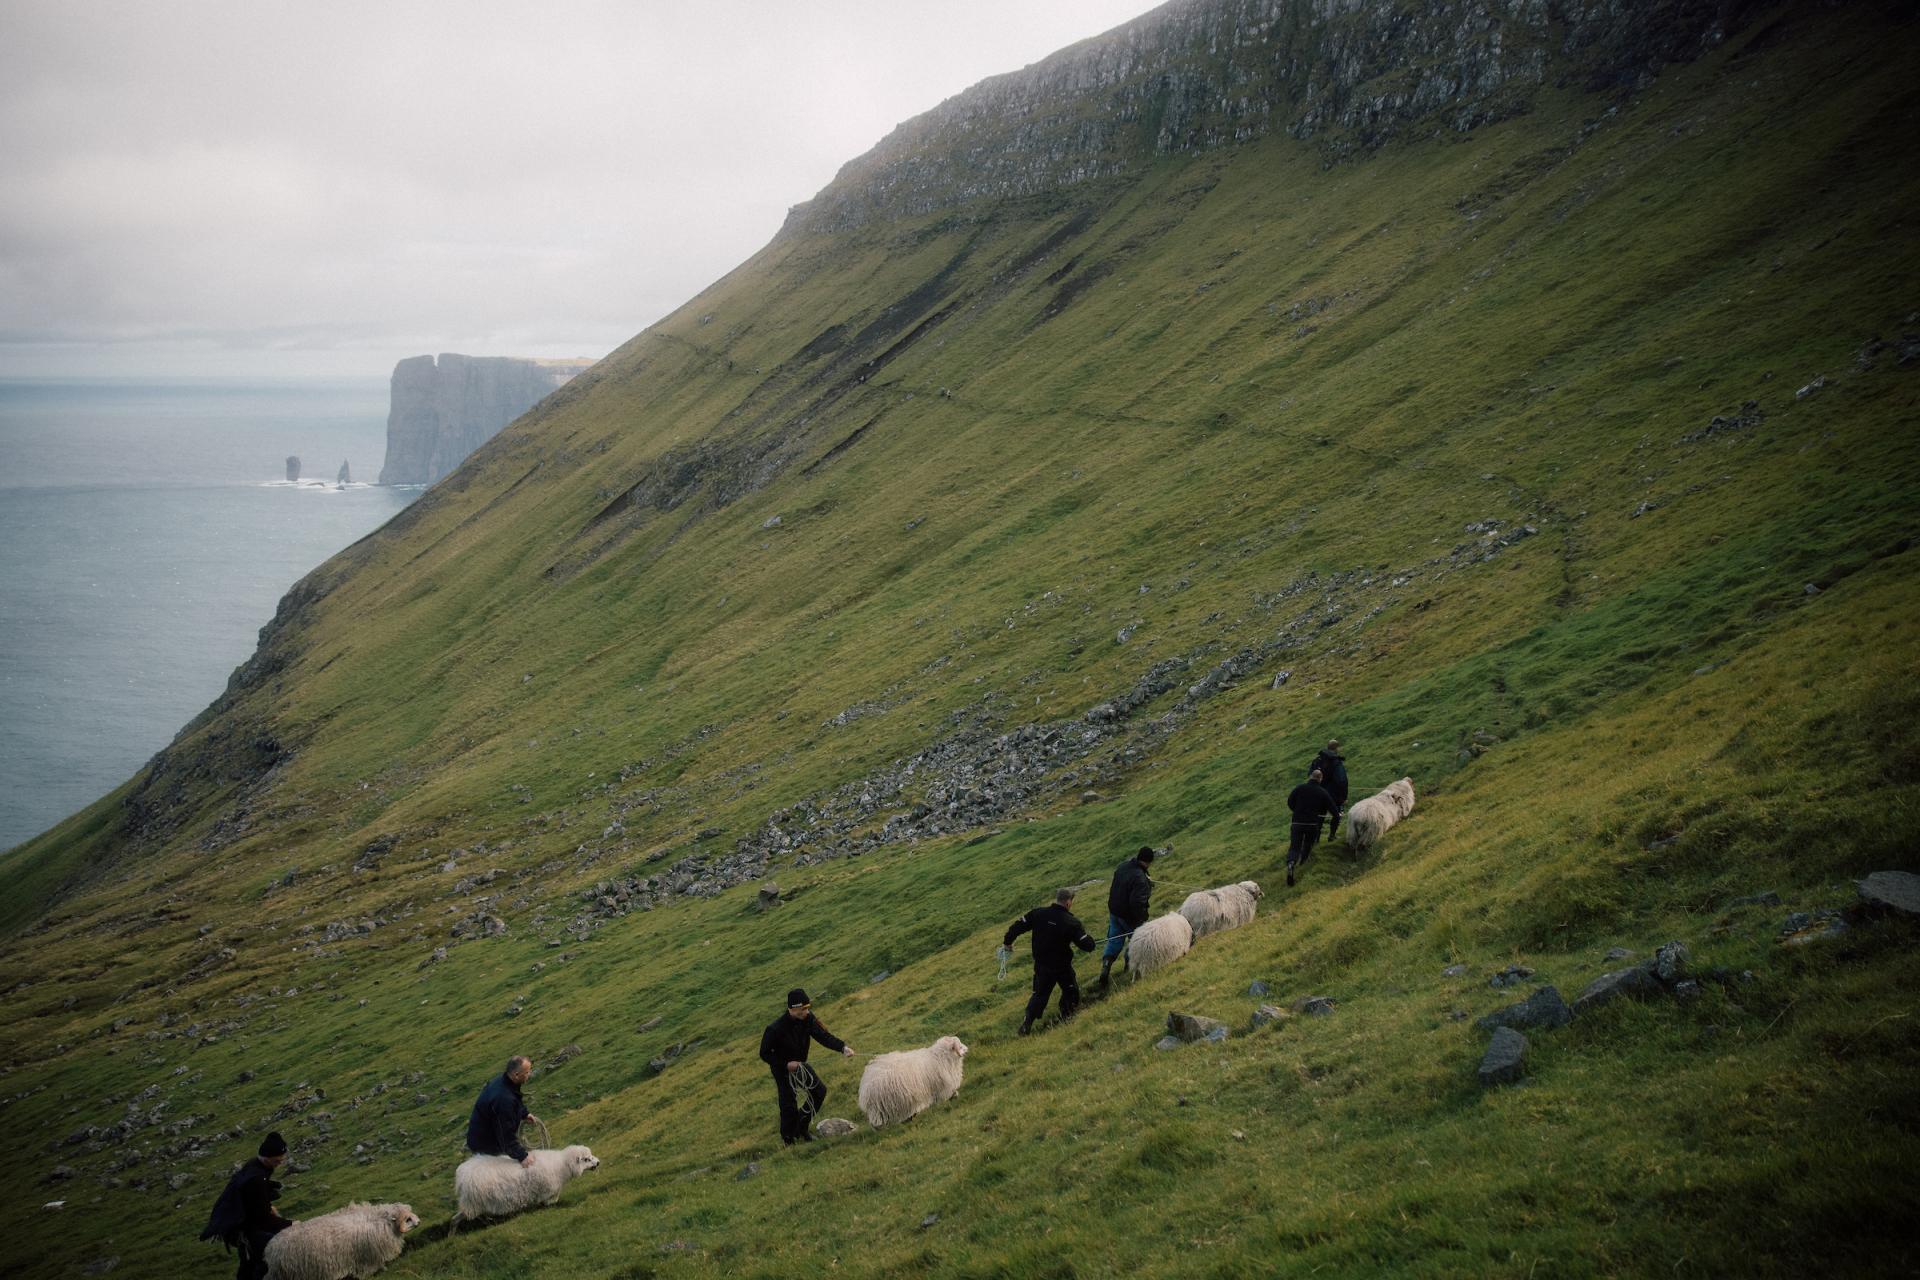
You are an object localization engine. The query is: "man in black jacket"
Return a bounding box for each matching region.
[1286,769,1337,887]
[758,988,855,1145]
[199,1130,295,1280]
[1311,739,1351,838]
[1005,886,1098,1034]
[1097,846,1157,988]
[466,1054,540,1166]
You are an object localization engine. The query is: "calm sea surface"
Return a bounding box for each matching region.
[0,378,420,851]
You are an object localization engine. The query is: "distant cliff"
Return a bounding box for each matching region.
[378,354,595,487]
[784,0,1760,232]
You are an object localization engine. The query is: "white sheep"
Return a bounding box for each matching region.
[1345,777,1416,852]
[1125,912,1194,979]
[857,1036,968,1127]
[1178,881,1263,939]
[262,1202,419,1280]
[452,1145,600,1224]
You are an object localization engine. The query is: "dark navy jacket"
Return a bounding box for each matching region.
[1310,751,1350,806]
[1107,856,1155,927]
[466,1073,530,1160]
[199,1157,291,1247]
[758,1012,847,1076]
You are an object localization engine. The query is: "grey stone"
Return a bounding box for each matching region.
[816,1117,857,1137]
[1572,964,1663,1014]
[735,1162,760,1181]
[1476,986,1573,1032]
[1154,1036,1183,1051]
[1291,996,1336,1016]
[1724,891,1781,911]
[1488,965,1534,989]
[1249,1004,1289,1031]
[1604,947,1633,961]
[285,456,300,482]
[1672,979,1703,1000]
[1247,980,1270,996]
[1203,1025,1229,1044]
[1858,871,1920,916]
[756,884,782,911]
[1442,964,1468,978]
[920,1213,940,1229]
[546,1044,583,1070]
[1652,941,1689,982]
[869,971,891,984]
[1478,1027,1527,1087]
[637,1015,663,1033]
[1779,910,1850,946]
[337,460,351,485]
[1167,1012,1228,1042]
[762,515,782,529]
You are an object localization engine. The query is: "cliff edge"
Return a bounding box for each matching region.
[377,353,595,487]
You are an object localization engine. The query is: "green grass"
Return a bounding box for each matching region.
[3,6,1919,1277]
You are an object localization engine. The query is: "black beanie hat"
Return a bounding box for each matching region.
[259,1131,288,1158]
[787,988,810,1008]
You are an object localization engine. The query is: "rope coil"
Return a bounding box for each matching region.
[787,1063,823,1119]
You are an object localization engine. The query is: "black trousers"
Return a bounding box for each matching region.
[235,1230,275,1280]
[773,1066,826,1143]
[1287,822,1322,869]
[1026,964,1081,1023]
[1328,805,1345,837]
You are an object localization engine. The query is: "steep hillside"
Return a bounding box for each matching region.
[4,2,1919,1276]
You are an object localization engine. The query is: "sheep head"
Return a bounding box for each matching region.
[386,1205,420,1235]
[934,1035,969,1059]
[1238,881,1263,899]
[563,1144,601,1175]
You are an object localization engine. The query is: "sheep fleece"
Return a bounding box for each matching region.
[1178,881,1263,939]
[454,1144,600,1220]
[1345,777,1416,851]
[262,1202,418,1280]
[858,1036,968,1126]
[1126,912,1194,978]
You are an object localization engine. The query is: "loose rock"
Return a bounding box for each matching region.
[1167,1012,1228,1042]
[1476,986,1572,1033]
[1857,871,1920,917]
[816,1117,858,1138]
[1488,965,1534,989]
[1478,1027,1527,1087]
[1249,1004,1289,1031]
[1291,996,1336,1016]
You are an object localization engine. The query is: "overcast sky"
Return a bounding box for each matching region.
[0,1,1164,378]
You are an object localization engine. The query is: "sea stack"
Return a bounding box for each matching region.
[285,456,301,482]
[377,354,594,487]
[337,460,352,485]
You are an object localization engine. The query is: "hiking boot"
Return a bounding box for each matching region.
[1286,866,1296,887]
[1018,1018,1035,1036]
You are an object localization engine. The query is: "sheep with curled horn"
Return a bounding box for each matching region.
[1178,881,1263,939]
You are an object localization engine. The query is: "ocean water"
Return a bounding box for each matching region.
[0,378,421,851]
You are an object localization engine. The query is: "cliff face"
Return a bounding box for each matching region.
[377,353,594,486]
[786,0,1762,232]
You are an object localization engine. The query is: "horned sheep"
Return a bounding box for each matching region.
[1125,912,1194,979]
[1178,881,1263,939]
[1345,777,1416,852]
[453,1144,600,1224]
[857,1035,968,1127]
[262,1202,419,1280]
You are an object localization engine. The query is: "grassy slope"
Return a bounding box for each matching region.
[3,7,1919,1277]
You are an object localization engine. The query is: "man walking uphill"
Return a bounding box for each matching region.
[198,1130,295,1280]
[1286,769,1336,887]
[467,1054,541,1167]
[1097,845,1157,988]
[1005,886,1097,1034]
[759,988,855,1146]
[1311,738,1350,839]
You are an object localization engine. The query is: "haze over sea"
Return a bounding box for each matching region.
[0,377,419,850]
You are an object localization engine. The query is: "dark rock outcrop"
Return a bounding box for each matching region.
[1476,986,1573,1033]
[378,354,594,487]
[284,456,300,482]
[1479,1027,1528,1087]
[784,0,1763,234]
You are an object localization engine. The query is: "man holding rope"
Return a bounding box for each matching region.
[466,1054,542,1167]
[759,988,855,1146]
[1286,769,1337,887]
[1097,845,1157,988]
[1005,886,1098,1034]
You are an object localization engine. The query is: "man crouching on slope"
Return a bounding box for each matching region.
[759,987,855,1146]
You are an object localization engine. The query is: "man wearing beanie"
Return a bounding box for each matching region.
[199,1131,295,1279]
[757,988,855,1145]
